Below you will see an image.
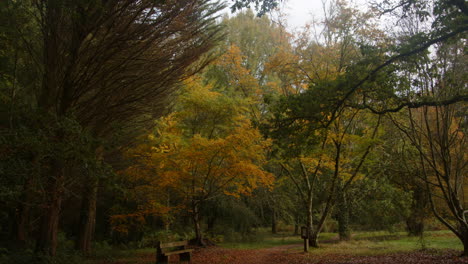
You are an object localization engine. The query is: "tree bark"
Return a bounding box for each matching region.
[310,231,319,248]
[406,217,424,237]
[13,176,34,249]
[461,224,468,257]
[337,189,351,241]
[75,177,98,254]
[35,161,64,256]
[192,202,205,246]
[76,147,103,254]
[306,192,315,247]
[271,208,277,234]
[406,186,426,236]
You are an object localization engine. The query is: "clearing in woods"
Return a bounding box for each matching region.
[95,231,467,264]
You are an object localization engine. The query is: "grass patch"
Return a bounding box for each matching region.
[219,230,338,249]
[219,228,304,249]
[219,230,463,254]
[220,233,302,249]
[300,230,463,256]
[86,230,464,263]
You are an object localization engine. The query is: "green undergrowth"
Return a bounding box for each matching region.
[219,229,335,249]
[219,230,462,254]
[295,230,463,256]
[80,230,463,263]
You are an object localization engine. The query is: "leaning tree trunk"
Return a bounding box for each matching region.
[461,225,468,257]
[76,177,98,254]
[36,161,65,256]
[310,191,334,248]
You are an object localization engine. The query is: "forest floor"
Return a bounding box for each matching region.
[191,245,467,264]
[93,231,468,264]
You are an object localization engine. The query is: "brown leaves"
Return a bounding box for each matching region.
[93,245,467,264]
[191,247,468,264]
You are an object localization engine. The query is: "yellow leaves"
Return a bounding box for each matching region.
[115,54,277,227]
[215,45,262,99]
[152,118,274,200]
[123,111,272,211]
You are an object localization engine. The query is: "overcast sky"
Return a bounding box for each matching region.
[281,0,369,30]
[224,0,370,31]
[282,0,325,30]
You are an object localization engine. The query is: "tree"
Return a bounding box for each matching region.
[230,0,281,16]
[355,0,468,115]
[118,78,274,245]
[388,39,467,255]
[374,118,431,236]
[1,0,224,255]
[280,109,380,246]
[266,0,384,244]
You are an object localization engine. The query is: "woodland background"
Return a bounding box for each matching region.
[0,0,466,263]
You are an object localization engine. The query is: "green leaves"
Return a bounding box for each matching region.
[229,0,280,17]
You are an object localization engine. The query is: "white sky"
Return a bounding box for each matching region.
[224,0,370,31]
[282,0,326,30]
[281,0,369,30]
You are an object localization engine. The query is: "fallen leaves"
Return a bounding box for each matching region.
[192,246,468,264]
[93,245,468,264]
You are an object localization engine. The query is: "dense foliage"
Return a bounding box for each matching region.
[0,0,466,262]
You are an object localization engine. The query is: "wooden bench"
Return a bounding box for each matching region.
[156,240,193,264]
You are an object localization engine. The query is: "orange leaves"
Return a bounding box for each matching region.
[162,120,274,199]
[215,45,262,99]
[115,73,274,228]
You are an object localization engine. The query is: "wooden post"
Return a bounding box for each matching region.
[156,241,168,264]
[301,226,309,253]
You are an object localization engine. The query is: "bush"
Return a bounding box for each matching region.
[0,250,85,264]
[0,232,86,264]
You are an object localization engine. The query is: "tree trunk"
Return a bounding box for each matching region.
[306,192,315,247]
[461,225,468,257]
[271,208,277,234]
[260,204,264,223]
[35,161,64,256]
[294,223,299,236]
[75,177,98,254]
[310,231,319,248]
[407,187,426,236]
[192,202,205,246]
[337,189,351,241]
[406,217,424,237]
[13,176,34,249]
[76,147,103,254]
[310,196,333,247]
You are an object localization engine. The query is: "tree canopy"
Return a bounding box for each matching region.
[0,0,467,262]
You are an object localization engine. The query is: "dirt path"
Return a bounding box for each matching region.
[97,244,468,264]
[191,245,468,264]
[192,243,304,264]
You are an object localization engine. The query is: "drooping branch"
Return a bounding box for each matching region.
[333,25,468,116]
[357,95,468,115]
